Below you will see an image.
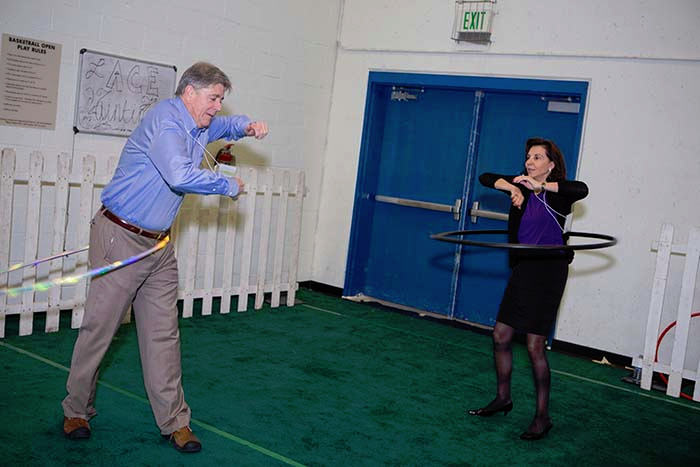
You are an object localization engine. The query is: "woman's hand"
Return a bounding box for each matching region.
[494,178,525,209]
[513,175,540,192]
[509,186,524,208]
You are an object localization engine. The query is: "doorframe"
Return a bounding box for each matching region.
[344,71,589,299]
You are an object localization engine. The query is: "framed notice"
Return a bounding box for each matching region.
[0,34,62,130]
[74,49,176,137]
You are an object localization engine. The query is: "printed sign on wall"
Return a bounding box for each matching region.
[0,34,62,130]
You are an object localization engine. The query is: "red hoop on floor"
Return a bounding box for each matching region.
[654,312,700,401]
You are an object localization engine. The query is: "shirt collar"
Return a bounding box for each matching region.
[174,97,203,135]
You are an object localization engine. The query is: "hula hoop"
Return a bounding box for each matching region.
[430,229,617,251]
[0,236,170,299]
[0,246,89,275]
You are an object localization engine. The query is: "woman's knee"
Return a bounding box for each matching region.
[526,335,546,355]
[492,323,513,346]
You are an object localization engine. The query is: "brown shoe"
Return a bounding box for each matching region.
[63,416,90,439]
[163,426,201,453]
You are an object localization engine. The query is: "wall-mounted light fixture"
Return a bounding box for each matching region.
[451,0,496,44]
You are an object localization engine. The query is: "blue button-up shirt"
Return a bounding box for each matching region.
[101,97,251,231]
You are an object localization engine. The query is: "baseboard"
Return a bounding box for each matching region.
[548,339,632,367]
[299,280,343,297]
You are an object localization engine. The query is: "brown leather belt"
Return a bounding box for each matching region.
[100,206,170,240]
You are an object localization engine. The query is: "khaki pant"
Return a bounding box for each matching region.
[62,212,190,434]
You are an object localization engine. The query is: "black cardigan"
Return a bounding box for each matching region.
[478,173,589,265]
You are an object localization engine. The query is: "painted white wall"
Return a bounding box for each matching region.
[314,0,700,359]
[0,0,342,281]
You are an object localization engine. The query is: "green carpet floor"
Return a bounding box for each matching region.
[1,288,698,466]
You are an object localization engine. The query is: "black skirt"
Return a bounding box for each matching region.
[497,257,569,335]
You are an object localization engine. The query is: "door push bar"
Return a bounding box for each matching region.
[374,195,462,221]
[470,201,509,223]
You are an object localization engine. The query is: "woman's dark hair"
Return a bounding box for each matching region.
[525,137,566,181]
[175,62,232,96]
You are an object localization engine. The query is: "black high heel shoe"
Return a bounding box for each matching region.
[467,400,513,417]
[519,421,553,440]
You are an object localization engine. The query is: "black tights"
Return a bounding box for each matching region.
[491,322,514,404]
[489,322,551,431]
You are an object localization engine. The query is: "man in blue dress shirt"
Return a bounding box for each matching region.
[61,62,268,453]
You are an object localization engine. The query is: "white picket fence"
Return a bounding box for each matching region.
[638,224,700,401]
[0,148,305,338]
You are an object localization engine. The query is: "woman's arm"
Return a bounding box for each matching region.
[546,180,588,201]
[479,173,525,209]
[507,175,588,202]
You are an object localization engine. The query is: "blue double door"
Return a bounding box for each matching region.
[345,73,587,327]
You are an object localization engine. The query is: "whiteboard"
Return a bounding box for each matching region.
[74,49,176,136]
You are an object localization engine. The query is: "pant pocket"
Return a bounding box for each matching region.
[103,235,116,262]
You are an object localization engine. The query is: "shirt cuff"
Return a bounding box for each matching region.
[233,116,252,139]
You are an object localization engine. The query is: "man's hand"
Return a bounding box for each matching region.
[245,121,269,139]
[234,176,245,194]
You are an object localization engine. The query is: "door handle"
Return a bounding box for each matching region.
[470,201,509,223]
[374,195,462,221]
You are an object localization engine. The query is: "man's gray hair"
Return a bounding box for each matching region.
[175,62,232,96]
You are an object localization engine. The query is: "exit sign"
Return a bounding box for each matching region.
[463,10,488,31]
[452,0,496,43]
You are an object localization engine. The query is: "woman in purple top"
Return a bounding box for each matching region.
[468,138,588,441]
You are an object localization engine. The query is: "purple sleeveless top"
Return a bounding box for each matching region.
[518,192,563,245]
